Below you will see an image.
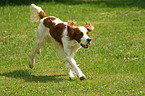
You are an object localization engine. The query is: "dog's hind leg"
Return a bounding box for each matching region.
[29,40,44,69]
[37,49,41,54]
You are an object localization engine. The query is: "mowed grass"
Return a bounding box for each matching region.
[0,0,145,95]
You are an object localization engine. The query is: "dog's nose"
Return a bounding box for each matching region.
[87,38,91,43]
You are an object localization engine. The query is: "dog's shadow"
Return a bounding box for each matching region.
[0,70,67,83]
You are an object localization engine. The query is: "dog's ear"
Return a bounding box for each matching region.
[68,20,76,27]
[84,21,94,31]
[67,21,76,39]
[67,24,74,39]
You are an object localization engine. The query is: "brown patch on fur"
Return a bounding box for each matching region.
[50,23,66,45]
[67,26,83,43]
[44,18,54,28]
[39,11,46,19]
[43,17,66,45]
[43,17,56,28]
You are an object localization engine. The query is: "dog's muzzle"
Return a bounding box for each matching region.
[80,44,89,48]
[80,38,91,49]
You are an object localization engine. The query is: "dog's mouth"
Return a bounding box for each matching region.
[80,43,89,49]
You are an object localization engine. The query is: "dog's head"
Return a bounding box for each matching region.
[67,21,94,48]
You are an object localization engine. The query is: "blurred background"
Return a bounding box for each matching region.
[0,0,145,9]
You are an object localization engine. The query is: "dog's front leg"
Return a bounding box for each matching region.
[66,62,75,78]
[62,37,86,80]
[64,58,75,79]
[66,56,86,80]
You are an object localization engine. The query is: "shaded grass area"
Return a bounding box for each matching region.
[0,1,145,95]
[0,70,67,83]
[0,0,145,9]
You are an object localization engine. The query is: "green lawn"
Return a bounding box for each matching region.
[0,0,145,95]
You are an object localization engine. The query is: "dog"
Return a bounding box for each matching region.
[29,4,94,80]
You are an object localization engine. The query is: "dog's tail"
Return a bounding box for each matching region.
[30,4,46,22]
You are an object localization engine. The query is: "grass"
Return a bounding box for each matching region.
[0,0,145,95]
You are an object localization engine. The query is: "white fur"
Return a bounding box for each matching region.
[29,4,89,80]
[30,4,44,22]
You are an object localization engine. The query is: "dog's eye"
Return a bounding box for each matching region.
[87,31,89,35]
[80,33,83,36]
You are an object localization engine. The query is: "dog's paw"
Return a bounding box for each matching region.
[37,49,41,54]
[69,77,74,81]
[29,63,34,69]
[79,75,86,81]
[68,74,75,81]
[29,59,35,69]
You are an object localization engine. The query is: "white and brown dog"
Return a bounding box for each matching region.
[29,4,94,80]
